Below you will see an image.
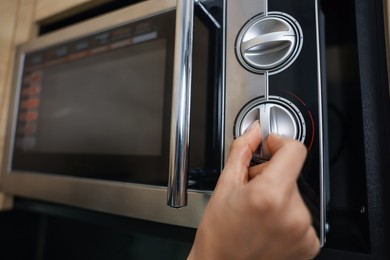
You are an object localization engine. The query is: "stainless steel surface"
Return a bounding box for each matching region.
[167,0,194,208]
[236,14,303,73]
[225,0,268,163]
[1,0,212,228]
[1,170,211,227]
[314,0,327,246]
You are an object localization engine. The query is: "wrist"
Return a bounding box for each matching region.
[187,246,202,260]
[187,242,215,260]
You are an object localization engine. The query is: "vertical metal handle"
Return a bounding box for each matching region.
[167,0,194,208]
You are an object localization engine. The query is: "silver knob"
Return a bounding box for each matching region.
[235,97,305,162]
[236,12,303,74]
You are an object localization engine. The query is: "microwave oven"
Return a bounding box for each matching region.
[0,0,328,245]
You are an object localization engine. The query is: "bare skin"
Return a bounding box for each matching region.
[188,122,320,260]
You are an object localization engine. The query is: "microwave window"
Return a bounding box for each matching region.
[18,39,167,157]
[37,40,166,156]
[12,11,175,183]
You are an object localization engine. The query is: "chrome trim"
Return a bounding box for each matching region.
[264,0,268,16]
[167,0,194,208]
[264,71,269,100]
[5,54,26,176]
[315,0,327,246]
[196,0,222,29]
[220,0,227,169]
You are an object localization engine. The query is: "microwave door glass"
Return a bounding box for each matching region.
[12,12,175,185]
[33,40,166,156]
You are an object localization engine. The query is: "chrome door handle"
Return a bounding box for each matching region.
[168,0,195,208]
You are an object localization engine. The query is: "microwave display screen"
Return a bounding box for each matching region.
[11,11,175,184]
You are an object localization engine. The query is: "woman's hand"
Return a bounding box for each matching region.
[188,122,320,260]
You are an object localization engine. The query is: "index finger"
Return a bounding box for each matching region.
[222,121,262,182]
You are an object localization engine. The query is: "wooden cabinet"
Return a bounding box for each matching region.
[36,0,98,21]
[0,0,104,209]
[0,0,35,209]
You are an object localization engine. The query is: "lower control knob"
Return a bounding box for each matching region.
[235,96,306,162]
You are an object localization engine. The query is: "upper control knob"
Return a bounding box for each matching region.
[236,12,303,74]
[235,96,306,162]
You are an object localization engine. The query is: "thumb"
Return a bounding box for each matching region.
[260,134,307,185]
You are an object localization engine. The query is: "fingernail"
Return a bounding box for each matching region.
[268,133,282,140]
[245,120,259,134]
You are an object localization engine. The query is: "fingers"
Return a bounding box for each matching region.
[222,121,262,183]
[229,121,262,155]
[258,134,307,188]
[295,226,321,260]
[222,125,307,191]
[248,134,307,188]
[248,161,268,179]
